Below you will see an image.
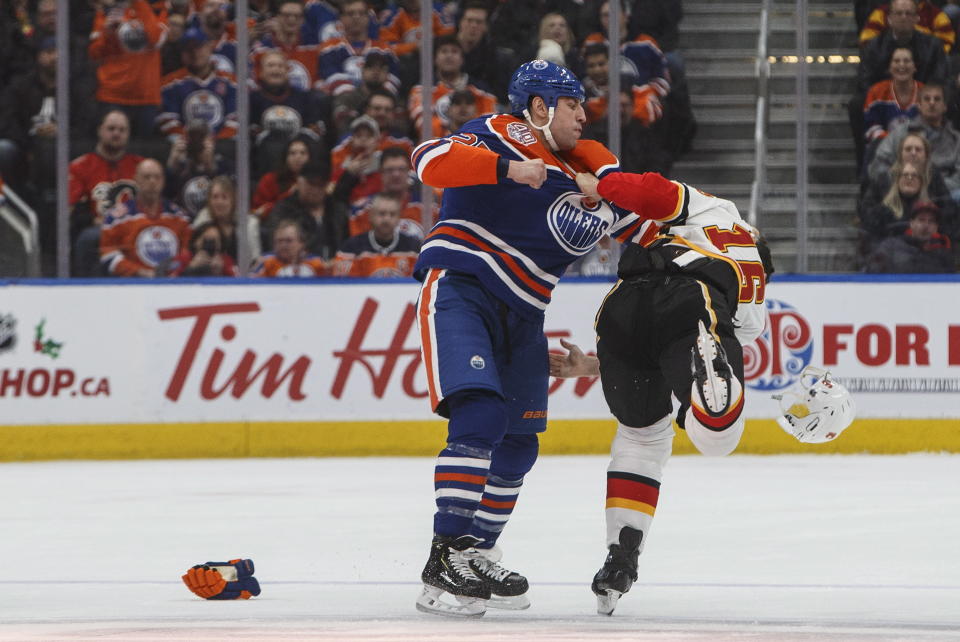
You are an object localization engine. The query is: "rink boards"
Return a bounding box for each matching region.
[1,276,959,460]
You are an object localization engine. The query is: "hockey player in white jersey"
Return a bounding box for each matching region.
[550,170,775,615]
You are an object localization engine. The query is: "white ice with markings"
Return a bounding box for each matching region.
[1,454,958,640]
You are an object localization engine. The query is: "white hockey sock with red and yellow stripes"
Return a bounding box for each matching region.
[604,415,674,548]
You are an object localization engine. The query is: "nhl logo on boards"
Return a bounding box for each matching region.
[470,355,486,370]
[0,313,16,353]
[506,122,537,146]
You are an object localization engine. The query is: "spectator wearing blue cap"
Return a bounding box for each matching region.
[157,25,238,141]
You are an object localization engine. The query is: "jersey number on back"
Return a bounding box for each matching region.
[703,224,766,305]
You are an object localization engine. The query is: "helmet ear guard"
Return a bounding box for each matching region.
[772,366,856,444]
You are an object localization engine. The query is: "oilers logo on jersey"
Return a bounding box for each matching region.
[261,105,304,138]
[284,60,313,92]
[136,226,179,267]
[547,192,615,255]
[183,90,226,130]
[182,175,211,216]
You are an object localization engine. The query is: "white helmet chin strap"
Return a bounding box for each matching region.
[523,105,560,151]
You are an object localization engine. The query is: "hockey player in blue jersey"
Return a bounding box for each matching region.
[411,59,660,617]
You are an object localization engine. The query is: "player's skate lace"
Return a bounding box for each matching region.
[466,548,530,609]
[448,551,478,580]
[470,557,512,583]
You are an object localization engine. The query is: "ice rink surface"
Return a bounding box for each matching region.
[2,454,958,641]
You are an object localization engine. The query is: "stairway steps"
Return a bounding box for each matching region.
[678,0,861,271]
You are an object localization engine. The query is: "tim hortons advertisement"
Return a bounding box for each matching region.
[0,280,958,425]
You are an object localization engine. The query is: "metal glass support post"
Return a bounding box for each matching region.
[419,0,435,234]
[606,0,621,158]
[235,1,252,275]
[55,0,71,277]
[796,0,809,272]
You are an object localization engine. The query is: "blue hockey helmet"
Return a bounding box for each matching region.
[508,59,586,114]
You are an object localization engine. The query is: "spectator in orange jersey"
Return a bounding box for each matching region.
[862,46,923,150]
[251,0,323,92]
[347,146,437,239]
[333,192,421,277]
[170,220,240,276]
[407,35,496,137]
[252,220,328,277]
[70,110,145,276]
[253,135,318,219]
[99,158,192,277]
[379,0,454,58]
[88,0,168,138]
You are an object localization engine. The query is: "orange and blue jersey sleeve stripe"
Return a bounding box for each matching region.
[411,137,500,188]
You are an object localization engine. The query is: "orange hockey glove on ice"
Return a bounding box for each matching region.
[182,558,261,600]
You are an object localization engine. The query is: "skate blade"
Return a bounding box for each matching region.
[486,593,530,610]
[596,589,622,616]
[415,585,486,618]
[696,321,729,413]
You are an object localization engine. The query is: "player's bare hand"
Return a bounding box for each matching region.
[508,159,547,189]
[549,338,600,378]
[576,172,600,201]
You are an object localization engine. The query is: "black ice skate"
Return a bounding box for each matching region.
[468,546,530,610]
[591,526,642,616]
[691,320,734,416]
[416,534,491,617]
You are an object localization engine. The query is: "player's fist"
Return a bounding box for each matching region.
[182,558,261,600]
[508,158,547,189]
[576,172,600,202]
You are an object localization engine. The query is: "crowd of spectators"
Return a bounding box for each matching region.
[853,0,959,272]
[0,0,694,279]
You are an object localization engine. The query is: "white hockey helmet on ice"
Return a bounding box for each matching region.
[772,366,855,443]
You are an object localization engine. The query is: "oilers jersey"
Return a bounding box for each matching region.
[157,69,238,140]
[412,113,656,318]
